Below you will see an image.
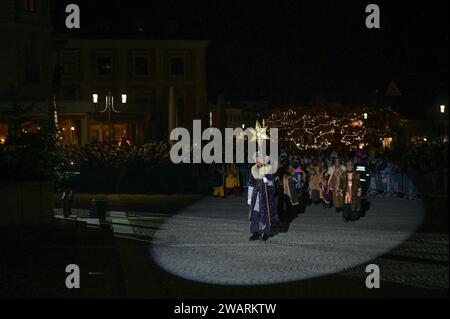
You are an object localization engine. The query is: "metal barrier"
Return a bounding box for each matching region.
[240,167,251,188]
[367,172,448,199]
[368,173,415,198]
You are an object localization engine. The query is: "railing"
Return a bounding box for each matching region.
[239,166,251,188]
[368,172,449,198]
[368,173,417,199]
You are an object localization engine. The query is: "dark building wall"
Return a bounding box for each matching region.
[0,0,53,100]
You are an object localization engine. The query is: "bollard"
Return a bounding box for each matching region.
[68,189,74,216]
[89,199,98,218]
[62,191,70,217]
[96,200,107,223]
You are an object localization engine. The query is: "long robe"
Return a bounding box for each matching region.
[247,164,279,226]
[339,171,362,220]
[318,168,329,200]
[308,166,321,203]
[282,174,300,206]
[329,166,345,208]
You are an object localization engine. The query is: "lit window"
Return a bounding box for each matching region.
[0,123,8,144]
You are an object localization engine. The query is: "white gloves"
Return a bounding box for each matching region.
[247,186,254,205]
[263,177,273,186]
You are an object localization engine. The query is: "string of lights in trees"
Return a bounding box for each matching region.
[266,107,400,151]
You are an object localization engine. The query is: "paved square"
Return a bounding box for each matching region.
[150,196,438,286]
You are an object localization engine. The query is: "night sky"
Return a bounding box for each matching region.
[53,0,449,117]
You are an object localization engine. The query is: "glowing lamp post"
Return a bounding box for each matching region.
[439,105,447,143]
[92,92,127,145]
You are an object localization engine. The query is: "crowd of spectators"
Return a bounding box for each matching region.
[60,140,171,171]
[58,140,187,193]
[56,139,448,195]
[286,141,448,176]
[279,141,448,200]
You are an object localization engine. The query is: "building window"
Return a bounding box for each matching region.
[134,57,149,76]
[97,56,112,76]
[99,19,111,32]
[170,56,185,76]
[61,50,79,77]
[16,0,36,12]
[135,19,145,33]
[25,0,36,11]
[59,120,80,145]
[0,123,8,144]
[25,70,40,83]
[89,123,129,144]
[25,44,40,83]
[62,86,77,100]
[130,51,151,77]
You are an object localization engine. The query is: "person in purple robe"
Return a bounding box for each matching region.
[247,152,279,241]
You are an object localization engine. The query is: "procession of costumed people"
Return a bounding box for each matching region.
[241,149,366,241]
[200,135,448,241]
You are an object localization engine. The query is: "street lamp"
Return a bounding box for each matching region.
[363,112,368,120]
[439,105,447,143]
[92,92,127,144]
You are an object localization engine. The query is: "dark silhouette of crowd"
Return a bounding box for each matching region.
[60,140,171,171]
[55,138,448,196]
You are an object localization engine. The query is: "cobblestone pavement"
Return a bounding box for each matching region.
[55,196,448,290]
[150,196,447,288]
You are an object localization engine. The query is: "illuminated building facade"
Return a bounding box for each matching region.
[0,0,209,145]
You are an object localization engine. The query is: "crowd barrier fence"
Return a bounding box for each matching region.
[367,172,448,198]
